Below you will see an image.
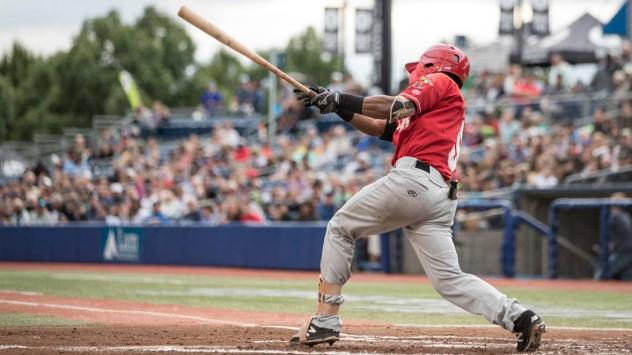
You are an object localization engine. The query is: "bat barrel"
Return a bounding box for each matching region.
[178,5,312,94]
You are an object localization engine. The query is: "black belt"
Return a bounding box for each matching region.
[413,160,458,200]
[414,160,431,173]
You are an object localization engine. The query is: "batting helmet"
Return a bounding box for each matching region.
[405,44,470,87]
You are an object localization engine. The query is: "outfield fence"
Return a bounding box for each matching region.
[2,198,630,279]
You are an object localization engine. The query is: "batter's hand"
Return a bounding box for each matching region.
[309,90,341,114]
[293,85,327,105]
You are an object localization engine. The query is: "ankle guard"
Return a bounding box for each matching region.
[317,276,344,315]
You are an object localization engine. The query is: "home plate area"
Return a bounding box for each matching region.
[2,324,632,354]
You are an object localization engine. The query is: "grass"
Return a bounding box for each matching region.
[0,313,86,327]
[0,268,631,329]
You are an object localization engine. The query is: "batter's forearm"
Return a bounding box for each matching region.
[361,95,395,120]
[336,93,415,122]
[347,113,387,137]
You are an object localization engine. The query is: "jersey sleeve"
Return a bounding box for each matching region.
[398,73,449,115]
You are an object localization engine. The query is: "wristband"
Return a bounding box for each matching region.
[338,94,364,114]
[337,109,355,122]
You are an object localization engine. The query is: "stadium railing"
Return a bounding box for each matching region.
[564,165,632,185]
[547,197,632,279]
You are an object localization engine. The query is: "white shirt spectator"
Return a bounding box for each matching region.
[31,207,58,225]
[548,55,573,89]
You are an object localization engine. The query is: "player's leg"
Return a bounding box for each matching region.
[405,218,545,352]
[290,175,414,346]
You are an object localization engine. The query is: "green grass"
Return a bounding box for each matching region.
[0,269,631,329]
[0,313,86,327]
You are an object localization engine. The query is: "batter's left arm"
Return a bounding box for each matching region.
[306,91,416,122]
[362,95,416,122]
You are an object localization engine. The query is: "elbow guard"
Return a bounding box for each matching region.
[389,96,416,122]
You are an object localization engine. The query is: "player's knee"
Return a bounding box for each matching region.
[326,216,353,241]
[428,267,464,297]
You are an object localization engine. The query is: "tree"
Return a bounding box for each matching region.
[0,76,14,140]
[0,42,35,88]
[0,7,346,142]
[12,58,59,140]
[285,27,342,85]
[133,6,196,105]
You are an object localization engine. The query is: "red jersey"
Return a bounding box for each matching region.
[391,73,465,180]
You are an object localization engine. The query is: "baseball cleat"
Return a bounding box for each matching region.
[289,321,340,347]
[514,310,546,352]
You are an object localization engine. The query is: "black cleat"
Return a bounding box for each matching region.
[514,310,546,352]
[289,321,340,347]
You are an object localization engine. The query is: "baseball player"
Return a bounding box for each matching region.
[291,44,545,352]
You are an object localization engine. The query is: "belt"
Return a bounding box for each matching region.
[413,159,458,200]
[414,160,431,173]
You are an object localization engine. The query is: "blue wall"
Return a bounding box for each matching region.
[0,224,327,270]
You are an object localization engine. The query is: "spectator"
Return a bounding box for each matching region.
[499,109,520,145]
[317,190,337,221]
[595,193,632,280]
[297,200,316,221]
[144,201,171,225]
[183,199,202,222]
[591,54,617,92]
[530,166,558,188]
[234,77,263,115]
[134,104,154,131]
[547,53,572,90]
[105,205,123,226]
[152,101,171,127]
[9,198,31,225]
[201,81,223,115]
[30,199,57,225]
[63,135,92,179]
[200,201,223,225]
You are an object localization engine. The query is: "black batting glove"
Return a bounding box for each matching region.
[293,85,355,122]
[293,85,328,106]
[309,90,341,114]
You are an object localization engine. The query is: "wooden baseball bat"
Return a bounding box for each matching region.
[178,5,312,95]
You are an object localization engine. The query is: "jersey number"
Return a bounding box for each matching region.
[448,121,464,172]
[396,117,410,132]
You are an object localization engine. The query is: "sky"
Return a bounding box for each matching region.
[0,0,625,86]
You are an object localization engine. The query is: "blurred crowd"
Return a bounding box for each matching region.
[0,123,388,225]
[457,50,632,191]
[3,43,632,225]
[197,77,264,118]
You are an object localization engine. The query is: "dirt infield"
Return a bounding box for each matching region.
[2,322,631,354]
[1,263,632,354]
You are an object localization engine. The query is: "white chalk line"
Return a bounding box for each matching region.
[0,290,43,296]
[251,339,509,349]
[0,299,252,327]
[51,273,195,285]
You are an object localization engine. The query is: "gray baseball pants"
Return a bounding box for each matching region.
[320,156,526,331]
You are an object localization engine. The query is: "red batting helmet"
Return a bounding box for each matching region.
[405,44,470,87]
